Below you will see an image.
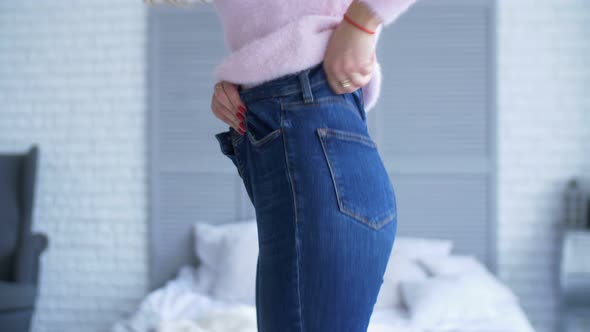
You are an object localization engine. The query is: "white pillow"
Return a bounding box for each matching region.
[374,253,428,309]
[194,222,234,268]
[209,221,259,305]
[391,237,453,261]
[193,222,226,295]
[374,237,453,309]
[400,273,518,329]
[193,219,259,304]
[417,254,489,278]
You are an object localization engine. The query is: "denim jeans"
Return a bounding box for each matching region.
[214,61,397,332]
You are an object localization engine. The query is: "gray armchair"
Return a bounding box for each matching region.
[0,145,48,332]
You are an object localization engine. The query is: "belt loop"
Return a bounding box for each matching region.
[298,68,314,104]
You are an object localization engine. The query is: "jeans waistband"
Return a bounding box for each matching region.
[237,61,327,105]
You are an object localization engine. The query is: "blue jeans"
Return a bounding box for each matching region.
[214,61,397,332]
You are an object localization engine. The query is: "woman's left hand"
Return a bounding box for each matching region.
[323,1,381,94]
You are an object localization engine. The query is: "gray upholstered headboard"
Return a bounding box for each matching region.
[147,0,497,291]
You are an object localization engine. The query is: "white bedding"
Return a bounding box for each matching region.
[113,222,535,332]
[112,264,535,332]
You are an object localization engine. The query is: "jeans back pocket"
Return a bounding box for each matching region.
[316,127,396,230]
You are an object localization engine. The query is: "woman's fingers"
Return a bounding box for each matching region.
[211,97,244,134]
[359,54,375,75]
[211,81,247,134]
[213,83,240,118]
[349,71,372,88]
[323,53,375,94]
[330,69,372,94]
[220,82,248,116]
[325,70,345,95]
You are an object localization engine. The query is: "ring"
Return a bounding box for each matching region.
[339,79,352,88]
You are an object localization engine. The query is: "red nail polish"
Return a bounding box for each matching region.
[239,122,246,131]
[238,127,245,135]
[238,105,247,114]
[236,112,244,120]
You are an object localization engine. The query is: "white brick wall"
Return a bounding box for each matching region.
[497,1,590,331]
[0,1,148,332]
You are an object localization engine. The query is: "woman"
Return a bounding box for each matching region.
[150,1,417,331]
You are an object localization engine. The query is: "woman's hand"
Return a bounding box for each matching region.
[323,0,382,94]
[210,81,247,135]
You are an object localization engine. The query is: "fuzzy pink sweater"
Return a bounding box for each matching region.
[211,0,417,112]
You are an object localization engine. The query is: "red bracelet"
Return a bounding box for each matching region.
[343,14,376,35]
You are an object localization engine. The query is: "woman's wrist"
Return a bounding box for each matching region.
[344,0,383,33]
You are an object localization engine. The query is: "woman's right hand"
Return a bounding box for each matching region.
[323,0,382,95]
[211,81,247,135]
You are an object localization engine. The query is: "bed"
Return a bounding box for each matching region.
[112,219,535,332]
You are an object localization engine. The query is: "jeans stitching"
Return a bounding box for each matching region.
[323,128,376,148]
[339,206,396,230]
[280,102,304,332]
[281,94,365,124]
[246,128,283,148]
[317,128,345,213]
[240,78,329,105]
[353,88,366,122]
[281,95,354,109]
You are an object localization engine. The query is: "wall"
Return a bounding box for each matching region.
[497,1,590,331]
[0,1,148,332]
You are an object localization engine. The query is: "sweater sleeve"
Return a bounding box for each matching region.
[356,0,418,27]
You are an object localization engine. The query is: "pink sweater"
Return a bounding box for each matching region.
[211,0,417,112]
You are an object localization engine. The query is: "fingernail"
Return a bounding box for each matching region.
[238,127,245,135]
[238,105,247,114]
[239,122,246,131]
[236,112,244,121]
